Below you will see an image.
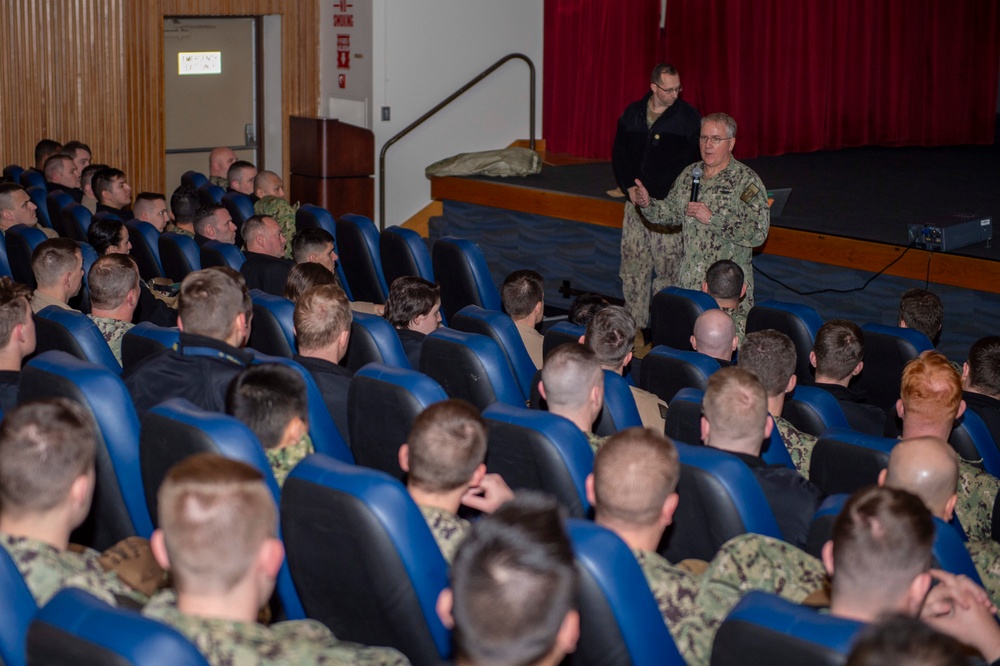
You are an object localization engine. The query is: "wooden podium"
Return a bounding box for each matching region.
[289,116,374,219]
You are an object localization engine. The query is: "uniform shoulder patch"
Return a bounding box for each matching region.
[740,183,760,204]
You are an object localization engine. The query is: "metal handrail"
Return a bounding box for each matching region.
[378,53,536,231]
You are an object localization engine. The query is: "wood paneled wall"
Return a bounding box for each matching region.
[0,0,319,193]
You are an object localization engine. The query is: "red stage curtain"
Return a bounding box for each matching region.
[543,0,661,158]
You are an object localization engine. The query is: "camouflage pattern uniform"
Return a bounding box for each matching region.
[88,315,134,366]
[143,590,410,665]
[774,415,817,478]
[0,532,146,607]
[956,460,1000,542]
[254,196,299,260]
[966,539,1000,608]
[265,434,314,487]
[209,175,228,189]
[720,305,747,343]
[418,505,470,564]
[641,159,770,321]
[587,432,607,455]
[634,548,703,660]
[166,222,195,238]
[620,203,684,329]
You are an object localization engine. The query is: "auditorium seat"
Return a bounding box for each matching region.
[431,236,502,320]
[196,182,225,206]
[120,322,179,374]
[483,402,593,518]
[782,385,851,437]
[126,220,164,280]
[665,387,704,445]
[179,170,208,190]
[32,306,121,372]
[711,591,863,666]
[857,323,933,412]
[342,310,412,371]
[0,544,38,666]
[221,191,254,235]
[380,225,435,285]
[949,409,1000,477]
[19,351,152,550]
[335,213,389,304]
[347,363,448,481]
[451,304,537,401]
[73,241,99,314]
[639,345,720,403]
[568,520,686,666]
[650,286,719,351]
[45,190,74,231]
[5,224,48,288]
[158,231,201,282]
[420,327,524,410]
[593,369,644,436]
[294,204,352,298]
[25,186,50,228]
[281,454,451,666]
[200,238,245,271]
[809,428,896,496]
[2,164,24,185]
[19,170,45,191]
[27,589,209,666]
[60,203,93,243]
[0,229,13,279]
[746,299,824,387]
[543,321,585,358]
[247,290,296,357]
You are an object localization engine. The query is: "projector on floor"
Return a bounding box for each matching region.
[907,213,992,252]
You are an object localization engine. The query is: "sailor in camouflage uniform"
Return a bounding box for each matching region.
[634,112,769,320]
[145,454,408,665]
[402,400,513,563]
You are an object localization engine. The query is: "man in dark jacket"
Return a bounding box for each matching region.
[612,63,700,330]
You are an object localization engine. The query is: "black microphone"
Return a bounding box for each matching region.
[690,167,703,202]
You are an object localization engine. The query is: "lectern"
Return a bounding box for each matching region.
[289,116,374,219]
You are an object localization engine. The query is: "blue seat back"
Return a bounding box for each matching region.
[712,591,864,666]
[0,229,12,279]
[221,191,254,235]
[27,588,209,666]
[650,286,719,351]
[33,306,122,373]
[783,385,851,437]
[747,299,824,387]
[247,290,296,357]
[140,398,305,620]
[180,170,208,190]
[126,220,164,279]
[664,387,704,446]
[61,203,93,243]
[639,345,720,403]
[452,305,537,400]
[282,454,451,663]
[5,224,48,287]
[810,427,897,496]
[421,327,524,409]
[348,363,448,481]
[543,321,586,358]
[250,351,354,464]
[158,232,201,282]
[0,546,38,666]
[19,171,45,191]
[121,323,180,373]
[335,213,389,304]
[380,225,435,285]
[3,164,25,184]
[594,369,644,436]
[45,191,75,231]
[342,310,412,371]
[858,323,934,412]
[25,186,50,228]
[196,182,225,206]
[762,416,796,468]
[662,441,783,563]
[483,403,593,518]
[200,239,245,271]
[950,409,1000,477]
[295,204,352,299]
[431,236,502,320]
[20,351,152,547]
[568,520,685,666]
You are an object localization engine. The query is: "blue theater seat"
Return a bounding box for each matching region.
[0,545,38,666]
[451,305,537,401]
[295,204,352,299]
[158,232,201,282]
[45,190,74,231]
[199,239,245,271]
[247,290,296,357]
[33,306,122,373]
[639,345,721,404]
[221,191,254,235]
[650,286,719,351]
[196,182,225,206]
[335,213,389,304]
[782,385,852,437]
[746,299,824,387]
[809,428,896,496]
[60,203,93,243]
[126,220,164,280]
[420,327,524,409]
[542,321,585,358]
[180,170,208,190]
[949,409,1000,477]
[120,322,179,373]
[593,369,644,436]
[380,225,435,285]
[5,224,48,287]
[857,323,933,412]
[431,236,502,320]
[342,310,412,371]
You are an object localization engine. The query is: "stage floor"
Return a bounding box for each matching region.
[464,144,1000,261]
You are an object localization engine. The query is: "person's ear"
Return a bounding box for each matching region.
[962,362,971,382]
[585,473,596,506]
[785,374,797,394]
[577,334,586,345]
[852,361,864,377]
[127,287,139,308]
[150,529,171,570]
[623,351,634,367]
[821,540,835,577]
[896,399,905,419]
[690,334,698,351]
[176,315,186,332]
[661,492,680,526]
[944,494,958,522]
[700,415,710,444]
[877,468,887,486]
[957,400,967,419]
[436,588,455,629]
[809,351,817,369]
[470,463,486,488]
[69,472,92,510]
[763,416,774,439]
[730,336,738,352]
[554,610,581,657]
[398,444,410,473]
[277,417,307,448]
[905,571,932,616]
[537,380,547,402]
[740,283,747,299]
[258,537,285,579]
[701,281,709,294]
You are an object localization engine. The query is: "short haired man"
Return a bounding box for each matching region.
[690,309,737,365]
[383,276,442,370]
[43,154,82,202]
[31,238,84,313]
[145,453,408,664]
[0,278,35,413]
[0,182,57,238]
[253,170,285,200]
[502,269,545,369]
[846,614,968,666]
[702,367,825,547]
[33,139,62,172]
[438,493,579,666]
[703,259,747,340]
[208,147,237,188]
[0,399,146,606]
[79,163,104,214]
[293,284,354,444]
[192,203,237,246]
[539,342,605,453]
[810,319,886,435]
[897,351,1000,542]
[167,185,198,236]
[400,399,513,563]
[92,167,132,217]
[226,364,312,486]
[962,336,1000,446]
[239,214,293,296]
[899,288,944,345]
[584,305,667,432]
[738,329,817,476]
[87,254,140,365]
[226,160,257,198]
[292,227,338,272]
[61,140,92,173]
[253,194,298,259]
[132,192,171,233]
[613,63,700,331]
[567,293,609,327]
[124,268,253,417]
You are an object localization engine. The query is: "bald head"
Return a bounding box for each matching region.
[691,309,738,362]
[209,147,237,178]
[883,437,959,519]
[254,170,285,200]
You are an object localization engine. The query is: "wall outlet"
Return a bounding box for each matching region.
[381,106,391,121]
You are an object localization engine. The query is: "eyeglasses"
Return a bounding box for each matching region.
[654,83,682,95]
[699,135,732,146]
